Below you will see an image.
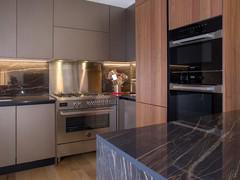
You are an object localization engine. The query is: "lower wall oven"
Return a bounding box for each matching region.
[169,84,222,128]
[55,95,117,161]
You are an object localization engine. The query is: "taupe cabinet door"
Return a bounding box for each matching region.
[126,5,136,61]
[54,27,109,60]
[17,104,55,164]
[54,0,109,32]
[0,0,16,58]
[17,0,53,59]
[0,106,16,167]
[110,6,126,60]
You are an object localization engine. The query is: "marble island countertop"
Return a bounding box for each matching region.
[97,111,240,180]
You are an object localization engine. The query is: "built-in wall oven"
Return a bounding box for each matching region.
[168,16,223,125]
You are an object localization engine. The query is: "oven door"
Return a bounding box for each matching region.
[169,32,222,71]
[169,89,222,127]
[57,106,116,144]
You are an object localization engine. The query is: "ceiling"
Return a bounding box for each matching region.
[86,0,135,8]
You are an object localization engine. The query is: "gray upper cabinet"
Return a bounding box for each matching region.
[126,5,136,60]
[54,27,109,60]
[54,0,109,32]
[0,106,16,168]
[0,0,16,58]
[110,6,127,61]
[17,0,53,59]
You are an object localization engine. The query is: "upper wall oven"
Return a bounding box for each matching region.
[169,16,222,73]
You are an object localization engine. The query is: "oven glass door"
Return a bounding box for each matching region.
[65,113,110,132]
[57,107,116,144]
[169,91,222,128]
[170,39,222,71]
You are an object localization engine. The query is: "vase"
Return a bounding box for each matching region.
[113,85,121,93]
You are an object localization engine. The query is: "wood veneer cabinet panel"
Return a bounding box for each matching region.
[136,0,167,107]
[136,103,167,127]
[135,0,148,6]
[169,0,222,30]
[223,0,240,111]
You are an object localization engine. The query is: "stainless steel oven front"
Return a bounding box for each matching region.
[57,107,116,144]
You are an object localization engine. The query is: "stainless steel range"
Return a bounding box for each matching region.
[53,93,117,162]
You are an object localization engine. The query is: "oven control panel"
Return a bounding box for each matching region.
[57,97,117,110]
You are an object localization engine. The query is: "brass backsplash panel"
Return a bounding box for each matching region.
[0,60,49,96]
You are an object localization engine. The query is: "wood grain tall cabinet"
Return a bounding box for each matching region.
[223,0,240,112]
[169,0,222,30]
[136,0,167,127]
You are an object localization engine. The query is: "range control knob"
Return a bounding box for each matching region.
[73,102,77,108]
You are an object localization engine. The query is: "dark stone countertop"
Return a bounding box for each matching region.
[97,111,240,179]
[0,95,56,107]
[118,94,136,101]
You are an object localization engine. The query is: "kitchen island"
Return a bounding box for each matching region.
[97,111,240,180]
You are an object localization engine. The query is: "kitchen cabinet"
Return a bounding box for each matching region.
[17,104,55,164]
[54,27,109,60]
[136,0,167,126]
[54,0,109,32]
[110,6,126,61]
[136,0,147,6]
[118,99,136,130]
[223,0,240,112]
[136,0,167,107]
[169,0,222,30]
[0,0,16,58]
[126,4,136,61]
[17,0,53,59]
[136,103,167,127]
[0,106,16,168]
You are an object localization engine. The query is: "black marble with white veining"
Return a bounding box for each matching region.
[0,61,49,97]
[97,111,240,180]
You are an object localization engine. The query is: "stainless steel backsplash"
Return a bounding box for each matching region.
[49,60,136,94]
[0,60,49,96]
[49,60,102,94]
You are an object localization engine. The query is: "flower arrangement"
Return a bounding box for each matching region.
[107,69,128,92]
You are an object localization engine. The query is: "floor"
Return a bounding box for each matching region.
[0,152,96,180]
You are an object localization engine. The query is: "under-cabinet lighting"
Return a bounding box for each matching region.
[0,58,49,63]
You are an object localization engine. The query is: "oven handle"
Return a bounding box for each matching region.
[59,108,113,116]
[169,84,222,93]
[169,30,222,47]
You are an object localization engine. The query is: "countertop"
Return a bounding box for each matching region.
[0,95,56,107]
[118,94,136,101]
[97,111,240,179]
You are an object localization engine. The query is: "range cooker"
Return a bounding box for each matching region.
[53,93,117,162]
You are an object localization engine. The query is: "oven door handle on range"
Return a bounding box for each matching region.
[169,30,222,47]
[169,84,222,93]
[59,108,113,116]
